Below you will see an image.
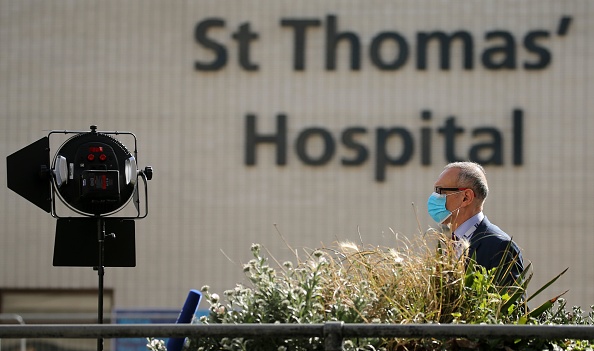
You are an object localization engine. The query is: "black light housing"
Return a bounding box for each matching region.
[53,129,137,216]
[6,125,154,267]
[7,125,153,218]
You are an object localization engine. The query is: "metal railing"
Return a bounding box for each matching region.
[0,314,26,351]
[1,323,594,351]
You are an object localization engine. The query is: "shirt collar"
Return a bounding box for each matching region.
[453,212,484,241]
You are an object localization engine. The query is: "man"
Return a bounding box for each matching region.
[427,162,524,285]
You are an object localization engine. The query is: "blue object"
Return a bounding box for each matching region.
[427,192,451,224]
[166,289,203,351]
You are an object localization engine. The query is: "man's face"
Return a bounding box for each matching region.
[433,167,466,225]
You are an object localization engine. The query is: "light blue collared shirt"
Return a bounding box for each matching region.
[453,212,485,241]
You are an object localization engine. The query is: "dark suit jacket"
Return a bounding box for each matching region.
[467,216,524,285]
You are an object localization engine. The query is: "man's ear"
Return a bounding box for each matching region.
[463,189,475,205]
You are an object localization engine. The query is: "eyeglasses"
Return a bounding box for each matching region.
[434,186,468,195]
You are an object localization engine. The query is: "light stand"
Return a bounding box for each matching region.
[7,126,153,351]
[97,217,106,351]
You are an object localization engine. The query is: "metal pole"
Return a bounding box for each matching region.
[96,217,106,351]
[324,321,344,351]
[1,323,594,340]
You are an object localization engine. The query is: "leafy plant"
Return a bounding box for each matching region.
[148,231,593,351]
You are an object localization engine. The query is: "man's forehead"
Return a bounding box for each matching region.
[435,167,459,185]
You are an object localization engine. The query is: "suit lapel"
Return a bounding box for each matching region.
[468,216,490,255]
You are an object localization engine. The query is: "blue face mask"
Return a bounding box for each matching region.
[427,192,451,224]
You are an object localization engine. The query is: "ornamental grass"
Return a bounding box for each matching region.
[148,229,594,351]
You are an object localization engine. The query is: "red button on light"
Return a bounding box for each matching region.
[87,154,95,161]
[99,154,107,161]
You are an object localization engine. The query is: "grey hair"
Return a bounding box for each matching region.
[444,162,489,201]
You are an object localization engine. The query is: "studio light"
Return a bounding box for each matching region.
[7,125,152,218]
[6,125,153,351]
[53,128,142,216]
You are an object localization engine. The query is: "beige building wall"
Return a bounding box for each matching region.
[1,1,593,313]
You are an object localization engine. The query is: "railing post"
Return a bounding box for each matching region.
[0,314,26,351]
[324,321,344,351]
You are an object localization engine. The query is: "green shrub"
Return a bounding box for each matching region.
[148,231,593,351]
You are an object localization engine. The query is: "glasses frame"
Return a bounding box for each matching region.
[434,186,469,195]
